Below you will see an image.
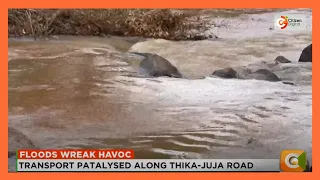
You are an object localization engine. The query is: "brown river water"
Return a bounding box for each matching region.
[8,9,312,171]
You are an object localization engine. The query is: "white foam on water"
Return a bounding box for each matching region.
[122,10,312,142]
[128,9,312,78]
[151,148,201,158]
[115,75,311,117]
[113,75,311,141]
[92,56,129,67]
[78,46,117,55]
[111,72,311,158]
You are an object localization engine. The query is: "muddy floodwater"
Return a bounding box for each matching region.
[8,9,312,170]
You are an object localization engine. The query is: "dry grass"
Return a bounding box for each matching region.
[8,9,214,41]
[8,8,283,40]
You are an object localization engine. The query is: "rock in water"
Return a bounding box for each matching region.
[131,52,183,78]
[299,44,312,62]
[275,56,291,64]
[246,69,281,82]
[8,127,36,157]
[282,81,295,85]
[212,68,238,79]
[233,67,253,79]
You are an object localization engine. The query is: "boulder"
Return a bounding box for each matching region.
[131,52,183,78]
[298,44,312,62]
[212,67,238,79]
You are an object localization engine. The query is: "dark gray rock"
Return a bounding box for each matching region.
[212,68,238,79]
[210,59,311,84]
[131,52,183,78]
[299,44,312,62]
[246,69,281,82]
[211,65,281,82]
[275,56,291,64]
[282,81,295,85]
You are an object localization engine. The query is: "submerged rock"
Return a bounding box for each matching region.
[272,62,312,85]
[130,52,183,78]
[245,69,281,82]
[243,61,273,72]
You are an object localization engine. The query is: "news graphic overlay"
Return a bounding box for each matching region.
[16,149,281,172]
[274,14,307,31]
[280,150,307,172]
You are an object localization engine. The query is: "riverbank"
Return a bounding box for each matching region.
[9,9,285,41]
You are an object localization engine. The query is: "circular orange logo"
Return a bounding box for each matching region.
[276,16,288,29]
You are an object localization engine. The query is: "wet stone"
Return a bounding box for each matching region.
[299,44,312,62]
[212,68,238,79]
[275,56,291,64]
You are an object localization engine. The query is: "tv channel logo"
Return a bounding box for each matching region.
[280,150,307,172]
[274,14,307,31]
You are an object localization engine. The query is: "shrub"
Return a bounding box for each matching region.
[8,9,212,41]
